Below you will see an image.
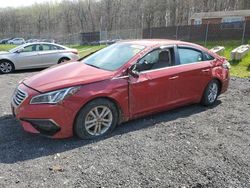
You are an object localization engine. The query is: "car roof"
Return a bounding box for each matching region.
[25,42,67,48]
[119,39,205,50]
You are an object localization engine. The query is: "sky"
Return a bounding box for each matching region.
[0,0,62,8]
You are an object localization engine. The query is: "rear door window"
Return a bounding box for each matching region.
[204,53,215,61]
[41,44,64,51]
[178,48,203,65]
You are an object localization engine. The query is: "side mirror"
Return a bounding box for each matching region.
[128,64,139,78]
[15,48,23,53]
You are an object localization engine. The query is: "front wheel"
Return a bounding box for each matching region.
[74,99,118,139]
[0,60,14,74]
[201,80,220,106]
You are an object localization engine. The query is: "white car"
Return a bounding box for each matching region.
[0,42,79,73]
[8,38,25,45]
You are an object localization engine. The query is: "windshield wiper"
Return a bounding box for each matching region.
[85,63,101,69]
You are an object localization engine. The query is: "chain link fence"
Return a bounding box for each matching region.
[16,20,249,46]
[73,22,249,46]
[143,20,250,46]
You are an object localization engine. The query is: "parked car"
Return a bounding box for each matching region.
[26,39,39,43]
[8,38,25,45]
[0,42,79,73]
[42,39,55,43]
[11,40,230,139]
[90,41,100,46]
[99,39,120,45]
[0,38,13,44]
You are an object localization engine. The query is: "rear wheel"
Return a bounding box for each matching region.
[74,99,118,139]
[58,57,70,64]
[0,60,14,74]
[201,80,220,106]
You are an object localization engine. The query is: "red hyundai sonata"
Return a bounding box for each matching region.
[11,40,230,139]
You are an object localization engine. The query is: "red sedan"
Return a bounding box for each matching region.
[11,40,230,139]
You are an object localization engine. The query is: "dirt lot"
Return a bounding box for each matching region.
[0,70,249,188]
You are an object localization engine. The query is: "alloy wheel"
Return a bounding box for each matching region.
[0,62,12,73]
[84,106,113,136]
[208,82,218,103]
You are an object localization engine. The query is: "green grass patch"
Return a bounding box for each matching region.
[198,40,250,78]
[69,45,106,58]
[0,44,17,51]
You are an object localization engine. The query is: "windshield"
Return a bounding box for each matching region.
[82,43,145,71]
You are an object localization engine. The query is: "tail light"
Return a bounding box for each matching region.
[71,49,78,55]
[222,60,231,69]
[218,56,230,70]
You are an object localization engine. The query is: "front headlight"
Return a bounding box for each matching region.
[30,86,81,104]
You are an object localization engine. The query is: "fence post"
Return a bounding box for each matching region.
[205,22,209,47]
[105,28,108,45]
[241,20,246,44]
[99,16,102,45]
[176,25,179,40]
[149,26,152,39]
[188,25,191,41]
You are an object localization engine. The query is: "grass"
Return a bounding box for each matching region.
[0,41,249,78]
[69,45,106,57]
[198,40,250,78]
[0,44,17,51]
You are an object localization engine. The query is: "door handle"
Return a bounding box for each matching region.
[169,76,179,80]
[202,69,210,73]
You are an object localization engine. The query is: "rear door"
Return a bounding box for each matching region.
[172,46,213,103]
[38,44,61,66]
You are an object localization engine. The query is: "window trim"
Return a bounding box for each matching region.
[140,59,212,74]
[132,45,216,75]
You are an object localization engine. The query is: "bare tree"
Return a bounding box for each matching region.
[0,0,249,39]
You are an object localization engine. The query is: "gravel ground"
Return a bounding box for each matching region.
[0,70,249,188]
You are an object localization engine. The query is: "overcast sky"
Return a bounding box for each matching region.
[0,0,62,8]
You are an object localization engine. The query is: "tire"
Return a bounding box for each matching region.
[201,79,220,106]
[0,60,15,74]
[58,57,70,64]
[74,99,119,139]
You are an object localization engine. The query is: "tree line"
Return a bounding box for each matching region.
[0,0,249,39]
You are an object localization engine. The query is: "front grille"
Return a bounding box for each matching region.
[12,87,28,106]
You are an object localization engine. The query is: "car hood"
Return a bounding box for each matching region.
[23,62,114,92]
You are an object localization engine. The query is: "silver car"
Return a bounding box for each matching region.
[8,38,25,45]
[0,42,79,73]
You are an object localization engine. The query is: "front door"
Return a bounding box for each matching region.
[13,44,41,69]
[129,47,179,117]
